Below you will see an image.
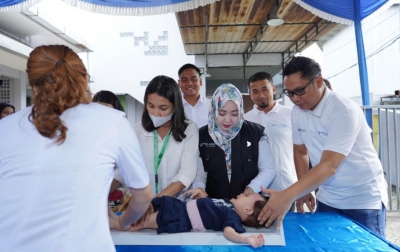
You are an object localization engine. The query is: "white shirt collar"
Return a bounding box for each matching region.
[182,94,205,106]
[311,87,332,117]
[251,102,279,115]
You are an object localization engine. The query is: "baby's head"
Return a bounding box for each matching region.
[243,197,269,228]
[231,193,268,227]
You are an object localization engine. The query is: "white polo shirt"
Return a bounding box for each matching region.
[182,94,211,128]
[0,103,149,252]
[292,88,388,209]
[245,103,297,191]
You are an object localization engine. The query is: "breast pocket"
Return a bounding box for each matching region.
[200,151,216,173]
[241,151,257,174]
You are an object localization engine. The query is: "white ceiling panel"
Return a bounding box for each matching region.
[0,10,92,53]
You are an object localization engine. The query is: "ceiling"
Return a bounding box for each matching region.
[205,65,281,95]
[176,0,343,64]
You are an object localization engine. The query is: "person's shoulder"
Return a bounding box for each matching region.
[185,119,199,133]
[134,121,145,132]
[328,92,361,114]
[79,103,125,118]
[291,104,302,113]
[0,106,31,129]
[203,95,211,103]
[276,103,292,113]
[243,120,264,131]
[244,107,257,117]
[198,124,208,133]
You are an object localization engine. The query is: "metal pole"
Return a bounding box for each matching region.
[243,55,246,93]
[354,0,372,127]
[385,109,392,210]
[393,108,399,210]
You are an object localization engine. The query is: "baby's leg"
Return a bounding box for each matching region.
[128,211,159,231]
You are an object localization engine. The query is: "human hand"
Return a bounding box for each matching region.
[245,233,265,248]
[108,209,123,231]
[183,188,207,199]
[258,186,292,229]
[295,193,315,214]
[243,187,254,196]
[132,203,154,229]
[109,209,132,231]
[109,211,142,232]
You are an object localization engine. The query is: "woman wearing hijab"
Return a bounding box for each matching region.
[187,84,276,199]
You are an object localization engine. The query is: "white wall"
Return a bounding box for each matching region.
[0,63,28,111]
[323,4,400,104]
[33,0,194,104]
[0,48,28,72]
[125,94,144,127]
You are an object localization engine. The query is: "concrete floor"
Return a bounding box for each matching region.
[385,187,400,247]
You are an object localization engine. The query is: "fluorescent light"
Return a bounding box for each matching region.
[267,18,284,26]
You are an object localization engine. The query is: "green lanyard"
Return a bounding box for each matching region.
[153,129,171,193]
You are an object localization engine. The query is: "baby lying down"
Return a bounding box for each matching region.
[109,191,268,248]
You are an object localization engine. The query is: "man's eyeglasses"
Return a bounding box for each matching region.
[283,73,320,97]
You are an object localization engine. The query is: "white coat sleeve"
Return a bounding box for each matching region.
[191,156,207,189]
[171,121,199,189]
[115,116,149,189]
[247,139,276,192]
[113,168,125,187]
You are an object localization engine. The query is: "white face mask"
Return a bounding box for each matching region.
[149,112,174,128]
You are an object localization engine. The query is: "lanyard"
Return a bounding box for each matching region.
[153,129,171,193]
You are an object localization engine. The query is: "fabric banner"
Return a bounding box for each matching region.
[61,0,220,16]
[0,0,41,12]
[292,0,390,25]
[0,0,220,15]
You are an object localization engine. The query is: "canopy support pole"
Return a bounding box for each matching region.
[354,0,372,127]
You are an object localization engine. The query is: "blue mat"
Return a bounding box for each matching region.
[115,212,400,251]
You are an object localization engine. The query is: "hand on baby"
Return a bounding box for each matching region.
[183,188,208,199]
[108,210,127,231]
[108,211,146,232]
[132,203,154,229]
[245,233,265,248]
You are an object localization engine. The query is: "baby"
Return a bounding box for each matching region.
[109,190,268,248]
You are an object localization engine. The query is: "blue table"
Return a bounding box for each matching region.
[115,212,400,251]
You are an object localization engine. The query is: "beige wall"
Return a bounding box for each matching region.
[0,49,28,73]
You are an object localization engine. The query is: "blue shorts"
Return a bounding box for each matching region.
[316,200,386,237]
[152,196,192,234]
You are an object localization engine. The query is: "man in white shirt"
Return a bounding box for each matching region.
[244,72,297,211]
[259,56,387,237]
[178,64,211,128]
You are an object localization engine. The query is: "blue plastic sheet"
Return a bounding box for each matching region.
[115,213,400,252]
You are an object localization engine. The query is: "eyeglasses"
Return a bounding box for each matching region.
[283,73,320,97]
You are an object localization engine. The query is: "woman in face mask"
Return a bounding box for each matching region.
[112,75,199,206]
